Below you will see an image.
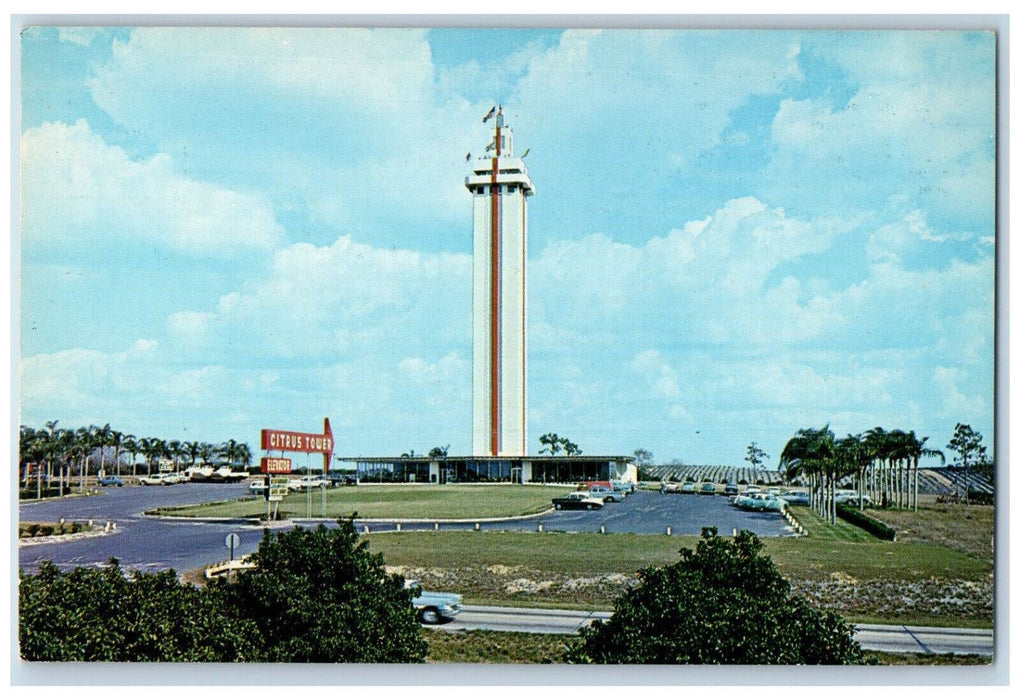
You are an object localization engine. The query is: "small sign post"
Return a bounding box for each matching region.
[225,532,240,561]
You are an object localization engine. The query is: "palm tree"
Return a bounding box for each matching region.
[138,437,163,476]
[539,433,563,456]
[73,426,95,492]
[183,441,202,469]
[217,439,252,470]
[198,442,215,467]
[780,427,836,522]
[110,430,132,478]
[863,427,891,508]
[167,440,184,474]
[91,423,112,478]
[904,432,944,512]
[122,435,139,477]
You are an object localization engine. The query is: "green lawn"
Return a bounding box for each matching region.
[151,484,571,520]
[366,529,990,583]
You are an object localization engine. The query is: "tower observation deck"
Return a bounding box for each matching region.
[466,107,534,457]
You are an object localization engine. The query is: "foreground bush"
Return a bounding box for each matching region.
[20,519,426,663]
[20,560,260,661]
[565,528,867,664]
[215,519,427,662]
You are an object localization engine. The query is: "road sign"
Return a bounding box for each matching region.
[225,532,240,561]
[261,457,292,474]
[269,476,289,500]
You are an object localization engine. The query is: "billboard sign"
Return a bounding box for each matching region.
[260,418,335,472]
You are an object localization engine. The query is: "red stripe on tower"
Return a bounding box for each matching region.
[490,148,501,456]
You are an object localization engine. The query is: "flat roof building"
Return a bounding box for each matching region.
[336,455,637,485]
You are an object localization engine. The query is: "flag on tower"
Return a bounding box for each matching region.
[482,106,496,122]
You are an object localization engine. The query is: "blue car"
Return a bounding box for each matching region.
[98,475,124,487]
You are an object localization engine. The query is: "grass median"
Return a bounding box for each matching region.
[364,526,992,628]
[150,484,571,520]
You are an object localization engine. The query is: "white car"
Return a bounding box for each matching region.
[162,472,186,484]
[835,490,872,506]
[288,475,328,491]
[139,474,166,486]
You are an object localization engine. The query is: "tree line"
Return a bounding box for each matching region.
[779,423,990,524]
[18,420,252,495]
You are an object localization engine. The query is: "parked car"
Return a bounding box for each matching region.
[248,477,268,496]
[552,492,604,510]
[162,472,186,485]
[724,483,739,496]
[98,475,124,487]
[660,482,680,493]
[781,490,810,506]
[288,475,328,491]
[139,474,166,486]
[587,485,622,502]
[611,480,636,494]
[836,491,872,507]
[732,492,787,512]
[680,482,697,494]
[327,473,358,486]
[699,483,716,495]
[404,580,462,624]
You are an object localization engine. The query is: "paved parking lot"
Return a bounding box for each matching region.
[18,485,793,575]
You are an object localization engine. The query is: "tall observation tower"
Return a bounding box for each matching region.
[466,106,534,457]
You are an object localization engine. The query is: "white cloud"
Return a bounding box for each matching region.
[630,350,681,399]
[20,120,283,256]
[57,28,104,47]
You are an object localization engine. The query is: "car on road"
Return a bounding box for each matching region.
[552,492,604,510]
[405,580,462,624]
[98,475,124,487]
[139,474,167,486]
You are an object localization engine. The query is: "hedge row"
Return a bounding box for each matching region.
[20,521,90,538]
[836,505,897,541]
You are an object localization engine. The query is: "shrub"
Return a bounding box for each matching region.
[20,519,427,663]
[836,505,897,541]
[565,528,866,665]
[19,560,260,661]
[214,518,427,662]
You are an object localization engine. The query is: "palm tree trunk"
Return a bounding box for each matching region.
[913,457,919,511]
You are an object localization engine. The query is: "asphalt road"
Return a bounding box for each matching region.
[18,486,793,575]
[440,605,995,656]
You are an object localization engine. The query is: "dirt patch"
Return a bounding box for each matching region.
[792,576,993,622]
[866,505,995,564]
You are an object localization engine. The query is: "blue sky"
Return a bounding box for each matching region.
[17,27,997,467]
